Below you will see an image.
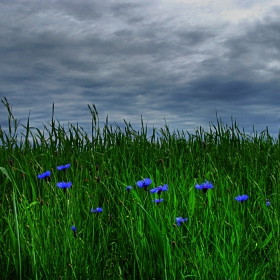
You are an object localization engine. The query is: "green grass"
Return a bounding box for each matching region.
[1,96,280,279]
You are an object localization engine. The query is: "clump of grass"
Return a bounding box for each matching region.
[0,97,280,279]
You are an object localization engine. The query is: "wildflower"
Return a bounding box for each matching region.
[266,199,271,207]
[126,186,133,192]
[195,181,214,193]
[235,194,248,202]
[136,178,152,190]
[90,207,103,213]
[150,184,168,195]
[57,182,72,189]
[153,198,164,204]
[71,225,77,237]
[175,217,188,226]
[57,163,71,171]
[38,170,51,179]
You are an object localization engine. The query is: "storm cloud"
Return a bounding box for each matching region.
[1,0,280,138]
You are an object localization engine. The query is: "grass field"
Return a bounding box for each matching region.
[1,97,280,279]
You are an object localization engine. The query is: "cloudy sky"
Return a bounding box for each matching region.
[1,0,280,140]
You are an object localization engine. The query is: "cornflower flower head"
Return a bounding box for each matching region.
[153,198,164,204]
[235,194,248,203]
[90,207,103,213]
[136,178,152,191]
[57,163,71,171]
[71,225,77,237]
[126,186,133,192]
[150,184,168,196]
[195,181,214,193]
[266,199,271,207]
[175,217,188,226]
[57,182,72,189]
[38,170,51,179]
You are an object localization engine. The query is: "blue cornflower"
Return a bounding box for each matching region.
[136,178,152,190]
[57,182,72,189]
[195,181,214,193]
[175,217,188,226]
[153,198,164,204]
[90,207,103,213]
[126,186,133,192]
[266,199,271,207]
[57,163,71,171]
[38,170,51,179]
[150,184,168,195]
[71,225,77,237]
[235,194,249,202]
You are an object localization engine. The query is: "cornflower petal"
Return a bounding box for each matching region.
[175,217,188,226]
[57,163,71,171]
[57,181,72,188]
[38,170,51,179]
[150,188,158,193]
[136,178,152,188]
[71,225,77,237]
[153,198,164,204]
[195,181,214,193]
[90,207,103,213]
[150,184,168,194]
[235,194,249,202]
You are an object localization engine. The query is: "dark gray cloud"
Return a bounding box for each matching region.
[1,1,280,140]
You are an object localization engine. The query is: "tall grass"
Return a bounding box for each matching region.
[1,97,280,279]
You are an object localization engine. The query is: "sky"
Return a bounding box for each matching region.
[1,0,280,140]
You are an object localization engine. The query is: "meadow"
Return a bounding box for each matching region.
[1,97,280,279]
